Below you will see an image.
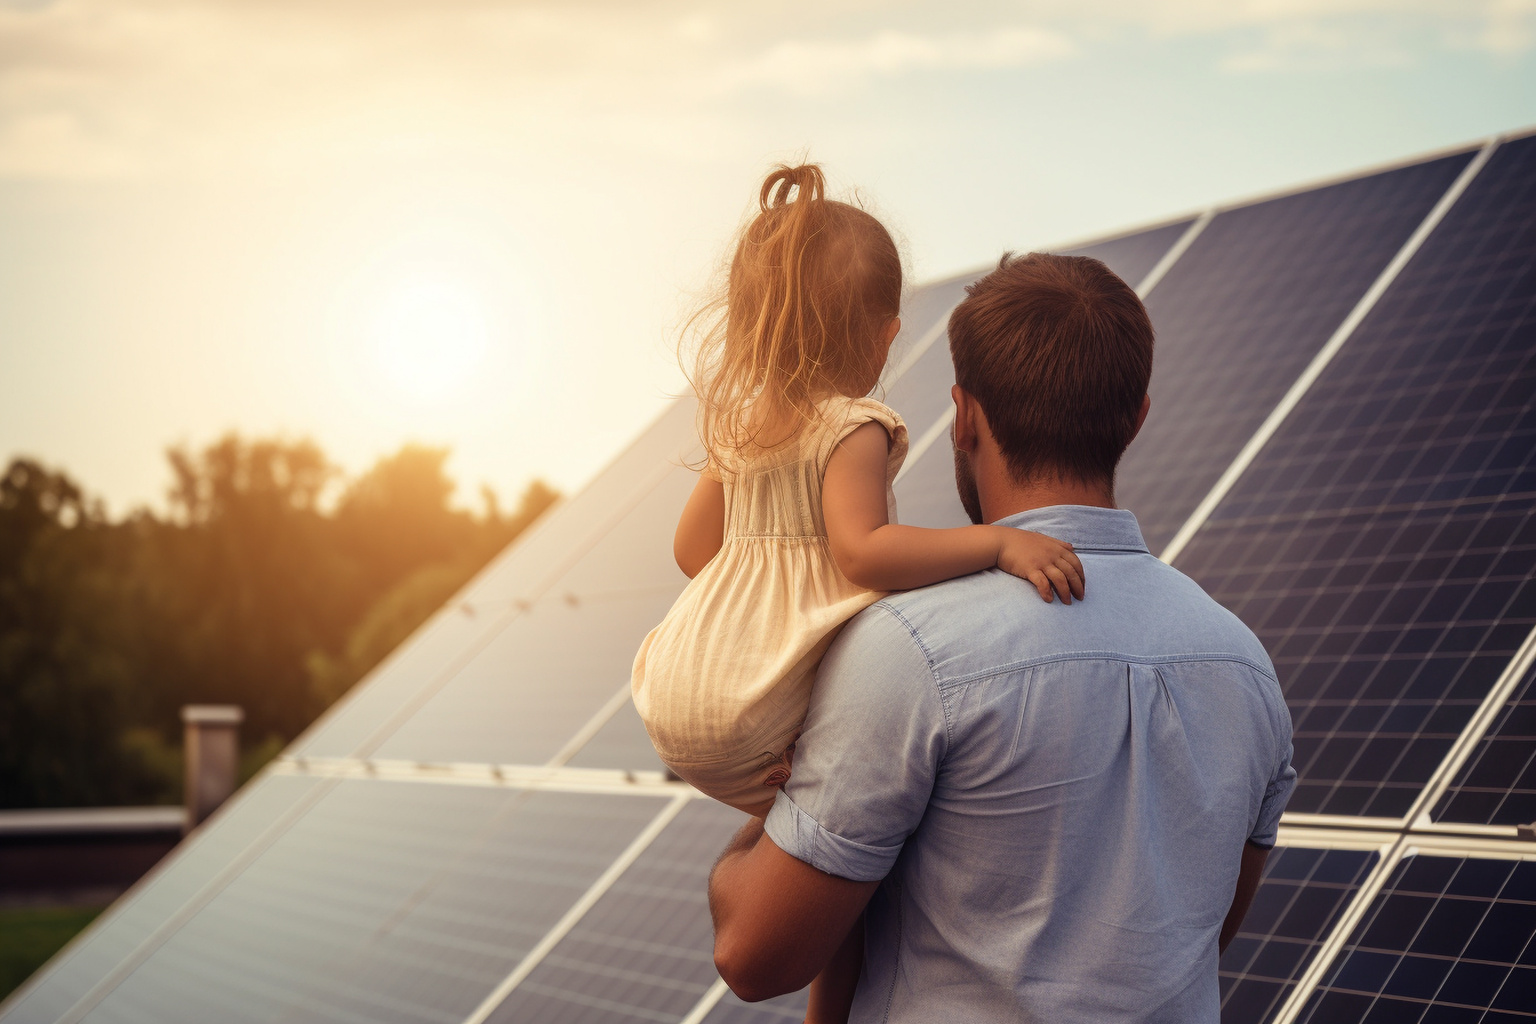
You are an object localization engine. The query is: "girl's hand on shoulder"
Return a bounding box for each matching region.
[995,530,1085,604]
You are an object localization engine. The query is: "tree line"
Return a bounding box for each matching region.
[0,436,556,808]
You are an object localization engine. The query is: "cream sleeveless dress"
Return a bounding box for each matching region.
[632,396,908,815]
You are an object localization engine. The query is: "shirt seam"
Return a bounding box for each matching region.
[869,602,953,749]
[929,651,1279,690]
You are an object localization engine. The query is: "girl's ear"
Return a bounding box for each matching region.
[881,316,902,349]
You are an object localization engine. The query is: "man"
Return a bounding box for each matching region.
[708,252,1296,1022]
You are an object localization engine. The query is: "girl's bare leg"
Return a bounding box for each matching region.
[805,911,863,1024]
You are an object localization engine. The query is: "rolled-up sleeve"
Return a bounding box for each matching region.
[1250,681,1297,849]
[764,603,947,881]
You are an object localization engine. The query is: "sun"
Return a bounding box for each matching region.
[368,278,490,401]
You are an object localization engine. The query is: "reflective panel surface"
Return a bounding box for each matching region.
[70,783,664,1024]
[1433,661,1536,827]
[1123,151,1477,552]
[1296,854,1536,1022]
[486,800,744,1023]
[1220,846,1381,1024]
[1175,137,1536,818]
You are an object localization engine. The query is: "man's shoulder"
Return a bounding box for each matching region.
[862,555,1275,684]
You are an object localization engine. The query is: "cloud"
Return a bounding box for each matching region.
[0,0,1528,180]
[726,27,1077,94]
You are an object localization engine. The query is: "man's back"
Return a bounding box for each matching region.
[766,505,1295,1023]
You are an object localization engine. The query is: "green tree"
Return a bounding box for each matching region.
[0,439,557,809]
[0,461,166,806]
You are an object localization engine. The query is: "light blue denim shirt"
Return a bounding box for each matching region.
[765,505,1296,1024]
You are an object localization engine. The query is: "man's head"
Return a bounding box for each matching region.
[947,252,1154,523]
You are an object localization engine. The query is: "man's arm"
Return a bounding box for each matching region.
[708,817,877,1002]
[1219,840,1270,954]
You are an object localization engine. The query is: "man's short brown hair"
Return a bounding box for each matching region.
[948,252,1154,485]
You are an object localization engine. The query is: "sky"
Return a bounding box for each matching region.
[2,0,1534,515]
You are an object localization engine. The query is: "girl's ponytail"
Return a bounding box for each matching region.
[760,164,825,211]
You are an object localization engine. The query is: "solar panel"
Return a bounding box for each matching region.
[1432,660,1536,828]
[1120,152,1478,553]
[1219,845,1382,1024]
[1172,134,1536,820]
[10,131,1536,1024]
[1293,853,1536,1022]
[27,784,668,1024]
[482,800,740,1023]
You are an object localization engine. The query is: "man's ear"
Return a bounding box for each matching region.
[952,385,981,452]
[1130,394,1151,443]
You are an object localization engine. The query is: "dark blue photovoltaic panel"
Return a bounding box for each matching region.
[1433,661,1536,827]
[1174,135,1536,818]
[1295,855,1536,1023]
[59,783,664,1024]
[1220,847,1380,1024]
[1120,151,1477,553]
[486,800,743,1024]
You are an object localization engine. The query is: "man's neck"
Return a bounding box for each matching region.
[982,475,1116,523]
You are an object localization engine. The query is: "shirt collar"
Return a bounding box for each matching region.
[992,505,1150,554]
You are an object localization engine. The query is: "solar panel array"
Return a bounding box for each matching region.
[6,129,1535,1024]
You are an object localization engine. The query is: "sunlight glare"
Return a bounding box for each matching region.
[369,279,490,401]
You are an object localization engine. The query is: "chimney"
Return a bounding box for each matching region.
[181,705,243,828]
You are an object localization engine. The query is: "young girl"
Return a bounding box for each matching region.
[630,163,1083,1017]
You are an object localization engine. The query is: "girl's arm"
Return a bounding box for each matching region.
[823,422,1084,601]
[674,473,725,578]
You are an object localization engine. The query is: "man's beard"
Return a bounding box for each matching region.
[953,443,985,525]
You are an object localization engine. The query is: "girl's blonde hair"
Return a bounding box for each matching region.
[684,163,902,467]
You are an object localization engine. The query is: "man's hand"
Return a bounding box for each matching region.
[708,817,878,1002]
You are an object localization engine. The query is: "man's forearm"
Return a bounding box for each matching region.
[707,815,878,1002]
[708,818,766,932]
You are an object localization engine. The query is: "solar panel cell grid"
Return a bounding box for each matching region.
[1219,846,1381,1024]
[486,800,744,1024]
[1433,661,1536,827]
[1120,151,1478,554]
[1296,854,1536,1023]
[1173,135,1536,819]
[70,784,665,1024]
